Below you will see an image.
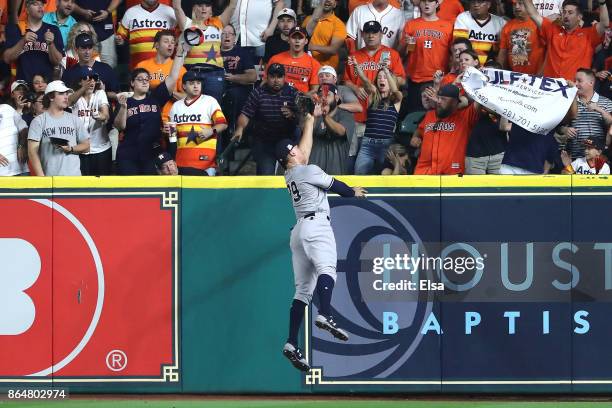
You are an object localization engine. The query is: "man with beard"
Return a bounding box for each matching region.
[264,7,299,64]
[303,0,346,70]
[522,0,608,80]
[232,63,299,174]
[42,0,76,47]
[412,84,480,175]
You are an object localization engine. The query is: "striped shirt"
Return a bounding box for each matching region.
[453,12,506,66]
[363,103,399,140]
[241,84,299,141]
[567,93,612,159]
[117,3,177,69]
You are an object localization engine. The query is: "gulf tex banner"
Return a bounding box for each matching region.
[461,67,577,135]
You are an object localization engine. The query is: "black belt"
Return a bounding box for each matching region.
[303,212,330,221]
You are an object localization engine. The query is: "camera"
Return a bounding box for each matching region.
[22,92,37,104]
[295,94,314,114]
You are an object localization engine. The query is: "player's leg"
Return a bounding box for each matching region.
[304,217,349,341]
[283,223,317,372]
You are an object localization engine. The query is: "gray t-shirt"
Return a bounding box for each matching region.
[284,164,333,220]
[28,112,90,176]
[338,85,358,105]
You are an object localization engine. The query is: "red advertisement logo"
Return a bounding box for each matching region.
[0,193,178,382]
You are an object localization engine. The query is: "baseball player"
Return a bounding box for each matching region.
[276,99,367,372]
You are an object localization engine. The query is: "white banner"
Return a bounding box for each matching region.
[461,67,577,135]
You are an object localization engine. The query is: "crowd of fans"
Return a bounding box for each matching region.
[0,0,611,176]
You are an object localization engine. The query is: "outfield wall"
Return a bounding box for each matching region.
[1,175,612,394]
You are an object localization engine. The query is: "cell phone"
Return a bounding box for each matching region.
[380,50,391,64]
[50,137,69,146]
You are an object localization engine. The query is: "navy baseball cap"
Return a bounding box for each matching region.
[275,139,296,163]
[267,63,285,77]
[182,69,202,83]
[75,33,94,48]
[155,151,174,167]
[77,65,99,80]
[363,21,382,33]
[289,26,308,38]
[584,137,605,150]
[438,84,461,100]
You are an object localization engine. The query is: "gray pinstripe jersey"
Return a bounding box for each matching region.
[284,164,333,220]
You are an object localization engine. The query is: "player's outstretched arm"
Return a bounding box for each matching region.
[298,109,317,163]
[328,178,367,198]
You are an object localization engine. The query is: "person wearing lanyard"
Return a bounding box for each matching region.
[113,43,190,175]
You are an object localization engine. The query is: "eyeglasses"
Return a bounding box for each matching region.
[134,77,150,83]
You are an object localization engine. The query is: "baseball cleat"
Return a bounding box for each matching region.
[282,343,310,372]
[315,314,349,341]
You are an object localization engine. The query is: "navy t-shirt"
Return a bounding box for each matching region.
[222,45,254,88]
[74,0,114,42]
[222,45,254,75]
[5,22,64,82]
[466,114,507,158]
[62,61,119,92]
[502,126,560,174]
[117,82,172,162]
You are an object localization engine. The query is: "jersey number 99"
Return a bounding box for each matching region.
[287,181,301,202]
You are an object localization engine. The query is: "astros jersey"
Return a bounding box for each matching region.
[267,52,321,93]
[533,0,563,18]
[571,157,611,175]
[346,4,405,49]
[414,104,480,175]
[285,164,332,220]
[183,16,224,69]
[117,3,177,69]
[401,17,453,83]
[453,11,506,65]
[135,57,186,91]
[169,94,227,171]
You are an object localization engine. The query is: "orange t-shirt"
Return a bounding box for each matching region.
[302,13,347,70]
[136,57,186,123]
[348,0,402,14]
[344,46,405,123]
[540,17,602,80]
[401,17,453,83]
[267,51,321,93]
[499,18,545,75]
[126,0,171,7]
[438,0,464,23]
[440,72,465,94]
[414,104,480,175]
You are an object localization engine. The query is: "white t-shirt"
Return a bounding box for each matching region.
[72,90,110,154]
[571,157,611,175]
[346,4,406,49]
[231,0,280,48]
[533,0,564,18]
[0,104,28,176]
